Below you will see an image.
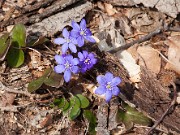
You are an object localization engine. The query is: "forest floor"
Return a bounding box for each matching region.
[0,0,180,135]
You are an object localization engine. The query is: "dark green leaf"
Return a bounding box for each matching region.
[27,76,45,93]
[76,94,89,108]
[83,110,97,135]
[116,103,152,130]
[27,36,49,47]
[0,33,11,61]
[70,96,81,108]
[53,98,66,109]
[63,99,70,112]
[69,106,81,120]
[6,47,24,67]
[27,68,52,92]
[124,105,152,126]
[11,24,26,47]
[44,71,64,88]
[69,96,81,120]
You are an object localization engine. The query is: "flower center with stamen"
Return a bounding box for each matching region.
[80,30,84,36]
[80,28,86,36]
[106,82,112,90]
[66,38,71,43]
[64,62,70,69]
[84,58,90,65]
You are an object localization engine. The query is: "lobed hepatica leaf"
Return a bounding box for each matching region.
[6,47,24,67]
[53,98,66,109]
[0,33,11,61]
[116,103,152,130]
[69,96,81,120]
[76,94,89,108]
[28,68,52,92]
[70,105,81,120]
[62,99,70,113]
[44,71,64,88]
[11,24,26,47]
[83,110,97,135]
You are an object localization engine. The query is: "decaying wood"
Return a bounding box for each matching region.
[94,51,180,133]
[27,1,92,37]
[105,0,180,18]
[0,0,83,31]
[147,82,177,134]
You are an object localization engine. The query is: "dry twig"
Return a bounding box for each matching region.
[108,26,180,54]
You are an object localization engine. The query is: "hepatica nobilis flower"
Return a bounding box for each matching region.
[71,19,96,47]
[78,51,97,73]
[95,72,121,102]
[54,28,77,53]
[54,54,79,82]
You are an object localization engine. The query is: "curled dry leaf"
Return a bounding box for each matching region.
[82,83,106,100]
[0,92,16,107]
[97,2,117,16]
[117,50,141,83]
[137,46,161,74]
[164,36,180,75]
[104,3,117,16]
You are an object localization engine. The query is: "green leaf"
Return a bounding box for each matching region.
[70,96,81,108]
[44,71,64,88]
[27,76,45,93]
[6,47,24,67]
[27,36,49,47]
[0,33,11,61]
[63,99,70,112]
[76,94,89,108]
[11,24,26,47]
[70,106,81,120]
[69,96,81,120]
[27,68,52,92]
[53,98,66,109]
[83,110,97,135]
[116,103,152,130]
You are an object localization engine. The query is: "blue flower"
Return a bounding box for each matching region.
[78,51,97,73]
[95,72,121,102]
[54,28,77,53]
[54,54,79,82]
[70,19,96,47]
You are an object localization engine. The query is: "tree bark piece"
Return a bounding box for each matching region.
[0,0,82,31]
[27,1,92,37]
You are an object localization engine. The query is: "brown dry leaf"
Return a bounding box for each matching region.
[137,46,161,74]
[40,114,52,128]
[164,36,180,75]
[104,3,117,16]
[30,110,53,128]
[128,8,164,33]
[97,2,117,16]
[0,92,16,107]
[97,1,105,11]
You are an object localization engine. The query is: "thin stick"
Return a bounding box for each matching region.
[108,28,163,53]
[108,25,180,53]
[146,82,177,135]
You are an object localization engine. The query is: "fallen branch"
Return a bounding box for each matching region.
[108,26,180,54]
[0,81,32,97]
[0,106,18,112]
[0,81,62,100]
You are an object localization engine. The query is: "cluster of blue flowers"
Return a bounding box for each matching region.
[54,19,121,102]
[54,19,97,82]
